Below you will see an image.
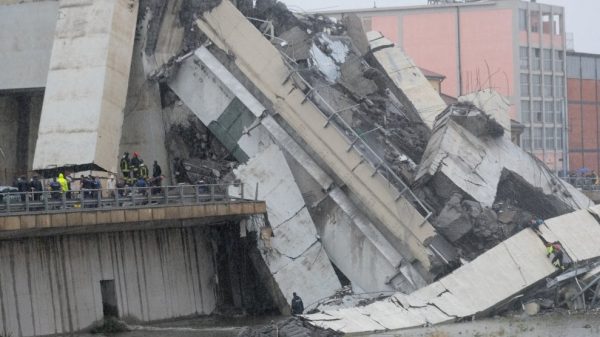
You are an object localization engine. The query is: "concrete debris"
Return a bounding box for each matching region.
[438,102,505,138]
[434,193,473,242]
[458,89,511,138]
[340,14,369,57]
[368,31,447,129]
[278,26,312,62]
[416,106,592,213]
[305,206,600,333]
[6,1,600,336]
[237,317,341,337]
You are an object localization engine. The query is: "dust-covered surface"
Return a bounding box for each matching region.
[364,311,600,337]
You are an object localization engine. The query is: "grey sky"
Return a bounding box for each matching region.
[280,0,600,54]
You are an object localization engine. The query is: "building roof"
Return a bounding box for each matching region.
[567,50,600,58]
[419,67,446,80]
[315,1,495,15]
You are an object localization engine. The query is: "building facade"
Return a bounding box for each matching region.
[321,0,568,173]
[567,52,600,173]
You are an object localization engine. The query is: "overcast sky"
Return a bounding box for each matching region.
[280,0,600,54]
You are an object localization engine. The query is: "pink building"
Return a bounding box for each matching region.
[322,0,568,173]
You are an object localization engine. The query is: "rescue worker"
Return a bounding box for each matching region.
[30,176,43,201]
[120,152,131,178]
[57,173,69,194]
[546,241,565,270]
[153,161,162,179]
[139,160,149,179]
[529,218,544,234]
[16,176,29,202]
[49,178,61,200]
[131,152,141,178]
[291,292,304,315]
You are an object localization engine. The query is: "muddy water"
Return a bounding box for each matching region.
[77,315,285,337]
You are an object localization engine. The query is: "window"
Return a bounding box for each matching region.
[532,74,542,97]
[555,76,564,98]
[532,48,541,71]
[521,100,530,122]
[553,14,562,35]
[531,11,540,33]
[543,75,553,97]
[544,101,554,123]
[519,9,528,31]
[542,12,552,34]
[522,128,532,150]
[555,50,564,72]
[567,55,580,77]
[534,127,544,149]
[543,49,552,71]
[557,127,564,150]
[555,101,564,123]
[520,47,529,70]
[582,57,596,79]
[520,74,530,96]
[545,127,555,149]
[533,101,543,123]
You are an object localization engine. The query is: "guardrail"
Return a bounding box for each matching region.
[281,55,432,220]
[0,183,251,216]
[561,176,600,191]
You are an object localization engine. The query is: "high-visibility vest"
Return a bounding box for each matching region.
[139,165,149,178]
[120,158,130,172]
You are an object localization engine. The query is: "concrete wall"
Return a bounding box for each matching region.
[0,227,217,337]
[0,1,58,90]
[33,0,139,172]
[0,92,43,183]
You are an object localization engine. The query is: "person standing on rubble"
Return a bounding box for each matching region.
[120,152,131,178]
[291,292,304,315]
[546,241,565,270]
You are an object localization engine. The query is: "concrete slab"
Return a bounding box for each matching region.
[541,208,600,262]
[416,119,592,211]
[33,0,139,172]
[368,31,447,129]
[305,228,562,334]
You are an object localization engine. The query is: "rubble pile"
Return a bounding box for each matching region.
[93,0,600,333]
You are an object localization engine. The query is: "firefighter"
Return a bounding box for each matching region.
[120,152,131,178]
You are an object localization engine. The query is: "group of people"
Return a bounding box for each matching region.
[14,175,44,201]
[119,152,162,190]
[11,172,105,206]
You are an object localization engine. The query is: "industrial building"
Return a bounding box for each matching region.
[567,51,600,173]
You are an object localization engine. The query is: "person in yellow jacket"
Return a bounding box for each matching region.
[57,173,69,193]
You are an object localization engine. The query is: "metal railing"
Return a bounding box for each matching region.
[560,176,600,191]
[0,183,252,216]
[281,56,432,220]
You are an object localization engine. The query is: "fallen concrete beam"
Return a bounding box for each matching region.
[305,204,600,333]
[368,32,447,129]
[33,0,139,173]
[169,46,428,294]
[195,1,446,272]
[416,117,592,212]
